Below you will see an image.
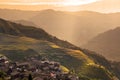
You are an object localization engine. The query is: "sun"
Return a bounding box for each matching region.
[63,0,98,6]
[0,0,99,6]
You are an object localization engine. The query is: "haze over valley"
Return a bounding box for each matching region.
[0,9,120,47]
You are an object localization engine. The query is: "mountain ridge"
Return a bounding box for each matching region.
[0,18,79,50]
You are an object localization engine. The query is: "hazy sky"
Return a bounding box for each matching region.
[0,0,120,13]
[0,0,99,6]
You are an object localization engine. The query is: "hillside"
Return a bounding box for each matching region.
[0,18,78,50]
[14,20,37,26]
[0,18,118,80]
[84,27,120,61]
[1,9,120,46]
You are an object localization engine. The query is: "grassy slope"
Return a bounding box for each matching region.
[0,33,39,61]
[0,33,114,80]
[0,18,117,80]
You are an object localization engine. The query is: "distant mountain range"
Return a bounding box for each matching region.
[0,9,120,46]
[0,18,119,80]
[84,27,120,61]
[0,9,39,20]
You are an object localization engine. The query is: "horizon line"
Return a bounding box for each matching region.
[0,8,120,14]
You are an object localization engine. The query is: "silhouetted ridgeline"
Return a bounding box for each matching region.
[0,18,78,50]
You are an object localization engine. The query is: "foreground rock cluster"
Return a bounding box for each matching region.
[0,56,79,80]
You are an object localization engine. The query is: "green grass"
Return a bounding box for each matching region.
[0,49,38,61]
[60,65,69,73]
[0,45,29,50]
[0,34,115,80]
[79,64,113,80]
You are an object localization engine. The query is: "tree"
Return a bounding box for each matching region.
[28,74,33,80]
[0,71,6,80]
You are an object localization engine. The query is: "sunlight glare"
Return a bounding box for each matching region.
[63,0,99,6]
